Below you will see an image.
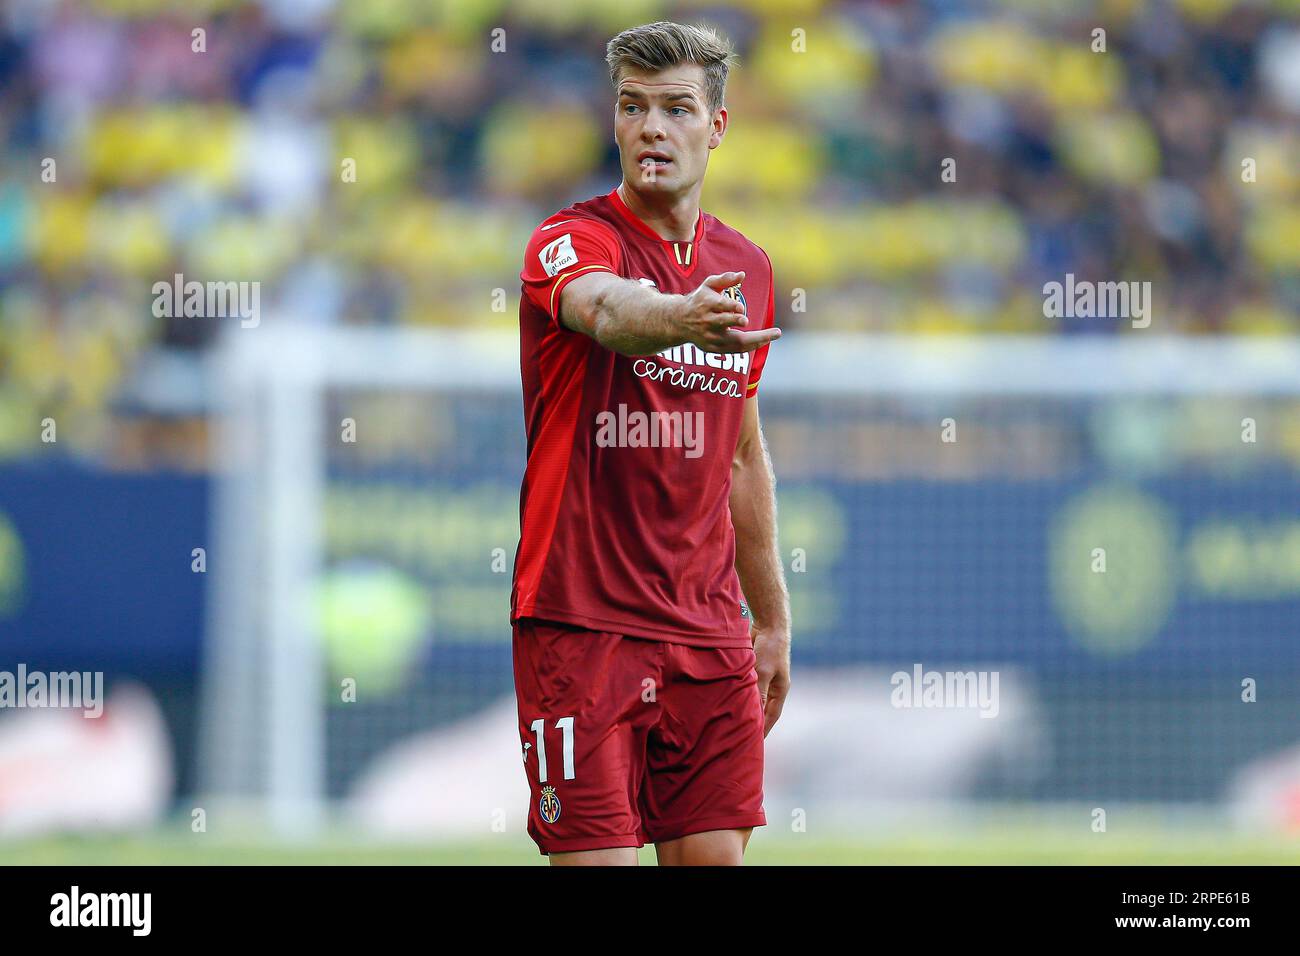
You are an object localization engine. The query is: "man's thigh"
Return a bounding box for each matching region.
[641,642,767,852]
[512,619,662,856]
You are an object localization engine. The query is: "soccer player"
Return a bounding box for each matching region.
[513,20,791,866]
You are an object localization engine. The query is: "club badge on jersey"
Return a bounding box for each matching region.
[539,785,562,824]
[721,282,746,311]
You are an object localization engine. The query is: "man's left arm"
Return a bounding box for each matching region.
[730,395,791,737]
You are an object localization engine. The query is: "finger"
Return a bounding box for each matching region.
[710,294,747,315]
[761,675,789,732]
[762,694,786,737]
[702,271,744,292]
[721,327,782,351]
[710,306,748,328]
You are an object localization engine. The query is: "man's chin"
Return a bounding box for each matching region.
[627,172,679,192]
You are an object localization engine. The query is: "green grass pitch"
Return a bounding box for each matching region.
[5,827,1298,865]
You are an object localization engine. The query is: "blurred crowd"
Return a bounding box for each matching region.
[0,0,1297,464]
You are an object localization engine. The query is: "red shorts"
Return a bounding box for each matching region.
[512,618,766,854]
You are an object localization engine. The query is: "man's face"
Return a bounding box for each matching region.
[614,63,725,197]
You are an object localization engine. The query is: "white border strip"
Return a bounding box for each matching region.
[223,325,1300,395]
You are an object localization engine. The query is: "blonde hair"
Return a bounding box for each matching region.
[605,20,737,114]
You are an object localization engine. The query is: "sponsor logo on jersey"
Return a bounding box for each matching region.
[633,340,753,399]
[632,357,746,398]
[652,341,752,375]
[539,234,579,277]
[539,785,561,824]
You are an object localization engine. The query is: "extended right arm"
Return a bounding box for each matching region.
[558,270,781,357]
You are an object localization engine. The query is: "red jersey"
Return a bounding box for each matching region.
[512,186,776,647]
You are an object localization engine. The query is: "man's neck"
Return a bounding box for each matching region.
[617,181,700,242]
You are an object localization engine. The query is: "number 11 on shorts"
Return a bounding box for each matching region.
[528,716,575,782]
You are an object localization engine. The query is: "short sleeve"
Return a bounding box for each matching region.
[520,216,623,329]
[746,246,776,396]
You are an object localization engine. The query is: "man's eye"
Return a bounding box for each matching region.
[623,104,640,114]
[670,107,687,115]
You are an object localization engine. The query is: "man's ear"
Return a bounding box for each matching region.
[710,107,728,149]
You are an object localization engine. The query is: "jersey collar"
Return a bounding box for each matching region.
[609,185,705,247]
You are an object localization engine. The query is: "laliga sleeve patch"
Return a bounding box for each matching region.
[539,233,579,277]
